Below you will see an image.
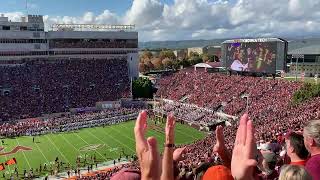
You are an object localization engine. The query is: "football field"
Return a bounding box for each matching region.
[0,120,205,177]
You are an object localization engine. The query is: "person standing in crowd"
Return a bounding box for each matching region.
[303,120,320,179]
[285,132,309,166]
[279,165,312,180]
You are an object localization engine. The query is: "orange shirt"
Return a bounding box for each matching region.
[290,160,307,166]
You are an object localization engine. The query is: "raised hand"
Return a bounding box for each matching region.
[134,110,161,180]
[231,113,257,180]
[161,113,176,180]
[213,125,226,154]
[213,125,231,168]
[173,147,186,162]
[165,113,175,144]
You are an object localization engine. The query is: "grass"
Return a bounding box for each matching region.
[0,120,205,178]
[268,76,318,83]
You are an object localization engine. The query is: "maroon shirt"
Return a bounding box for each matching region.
[306,154,320,180]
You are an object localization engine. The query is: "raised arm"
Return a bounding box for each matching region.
[213,125,232,169]
[161,114,175,180]
[231,113,257,180]
[134,110,161,180]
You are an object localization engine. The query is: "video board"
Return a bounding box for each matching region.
[225,41,277,73]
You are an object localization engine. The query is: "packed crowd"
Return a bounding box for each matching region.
[99,71,319,180]
[121,111,320,180]
[0,108,139,137]
[154,100,224,126]
[49,39,138,49]
[0,58,130,121]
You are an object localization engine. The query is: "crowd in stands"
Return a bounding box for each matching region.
[155,71,319,165]
[154,100,224,126]
[120,110,320,180]
[0,108,138,137]
[1,68,320,179]
[99,71,319,180]
[0,58,130,121]
[49,39,138,49]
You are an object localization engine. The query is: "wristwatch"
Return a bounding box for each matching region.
[165,144,175,148]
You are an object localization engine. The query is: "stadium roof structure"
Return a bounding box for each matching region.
[194,62,222,68]
[51,24,135,32]
[194,63,213,68]
[222,38,287,43]
[288,45,320,55]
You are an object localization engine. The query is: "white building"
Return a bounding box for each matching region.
[0,14,139,78]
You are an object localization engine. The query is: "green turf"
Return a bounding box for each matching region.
[0,120,205,177]
[268,76,318,83]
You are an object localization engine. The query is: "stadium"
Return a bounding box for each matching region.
[0,13,319,180]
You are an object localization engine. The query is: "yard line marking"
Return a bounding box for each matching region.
[33,137,50,163]
[15,138,31,169]
[117,122,164,141]
[95,126,135,153]
[71,131,106,160]
[119,121,203,146]
[87,127,135,153]
[58,134,79,153]
[44,135,71,164]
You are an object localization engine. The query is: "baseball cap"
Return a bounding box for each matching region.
[202,165,234,180]
[110,168,141,180]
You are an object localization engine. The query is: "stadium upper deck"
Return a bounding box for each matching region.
[0,14,138,78]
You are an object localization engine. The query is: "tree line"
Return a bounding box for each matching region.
[292,82,320,104]
[139,50,218,73]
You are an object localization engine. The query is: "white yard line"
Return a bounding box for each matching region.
[15,138,31,169]
[33,139,50,163]
[96,126,135,153]
[44,135,70,164]
[71,131,106,159]
[58,134,79,153]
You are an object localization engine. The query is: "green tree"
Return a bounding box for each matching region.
[132,77,153,99]
[159,50,176,60]
[202,53,209,62]
[292,83,320,104]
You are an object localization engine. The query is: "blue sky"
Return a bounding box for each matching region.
[0,0,174,16]
[0,0,319,41]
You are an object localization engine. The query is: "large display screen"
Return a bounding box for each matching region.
[226,42,277,73]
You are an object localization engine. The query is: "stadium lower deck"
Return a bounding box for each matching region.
[0,68,320,179]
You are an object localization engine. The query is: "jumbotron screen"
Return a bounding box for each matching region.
[225,42,277,73]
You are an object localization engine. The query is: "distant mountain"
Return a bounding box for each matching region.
[138,39,226,50]
[139,38,320,52]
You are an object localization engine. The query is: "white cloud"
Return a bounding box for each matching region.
[123,0,163,27]
[2,0,320,41]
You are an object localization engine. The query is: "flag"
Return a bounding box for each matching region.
[5,158,17,165]
[0,163,5,171]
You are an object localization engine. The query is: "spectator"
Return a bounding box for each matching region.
[285,132,309,166]
[303,120,320,179]
[279,165,312,180]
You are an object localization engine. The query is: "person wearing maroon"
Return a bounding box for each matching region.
[303,120,320,180]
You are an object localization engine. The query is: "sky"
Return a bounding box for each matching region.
[0,0,320,42]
